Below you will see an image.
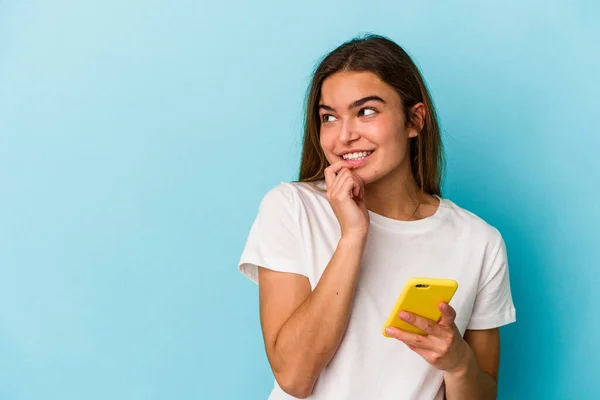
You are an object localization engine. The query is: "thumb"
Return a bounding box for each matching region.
[438,302,456,327]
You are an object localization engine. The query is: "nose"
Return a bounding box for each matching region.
[338,119,360,144]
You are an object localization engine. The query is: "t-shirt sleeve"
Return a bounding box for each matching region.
[466,231,517,330]
[238,183,308,284]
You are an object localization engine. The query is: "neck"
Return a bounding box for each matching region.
[364,164,435,221]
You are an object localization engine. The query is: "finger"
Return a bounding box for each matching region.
[324,160,354,190]
[399,311,441,336]
[406,344,437,360]
[385,327,433,349]
[349,174,361,199]
[324,165,336,192]
[344,171,364,200]
[335,171,360,200]
[330,168,353,197]
[341,169,364,199]
[324,168,333,191]
[352,171,365,198]
[437,302,457,327]
[356,172,366,199]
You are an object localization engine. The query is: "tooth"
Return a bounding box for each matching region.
[344,151,373,160]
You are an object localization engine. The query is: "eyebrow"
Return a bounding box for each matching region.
[318,95,386,112]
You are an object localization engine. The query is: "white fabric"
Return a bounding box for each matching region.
[238,180,516,400]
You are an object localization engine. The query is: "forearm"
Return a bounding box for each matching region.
[444,346,497,400]
[273,236,365,391]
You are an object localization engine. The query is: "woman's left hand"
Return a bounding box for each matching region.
[384,302,469,373]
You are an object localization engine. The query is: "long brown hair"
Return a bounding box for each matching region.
[297,34,444,196]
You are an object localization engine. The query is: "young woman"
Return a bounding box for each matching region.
[238,34,516,400]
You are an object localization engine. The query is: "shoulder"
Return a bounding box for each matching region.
[262,180,326,206]
[261,181,299,205]
[259,180,326,214]
[442,198,503,248]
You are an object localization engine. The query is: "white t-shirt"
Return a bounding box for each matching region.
[238,180,516,400]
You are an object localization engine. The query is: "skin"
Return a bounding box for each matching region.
[318,70,438,221]
[258,70,500,399]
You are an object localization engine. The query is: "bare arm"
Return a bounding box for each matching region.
[256,160,368,398]
[257,235,365,398]
[444,328,500,399]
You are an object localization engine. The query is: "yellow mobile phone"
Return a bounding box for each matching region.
[382,277,458,337]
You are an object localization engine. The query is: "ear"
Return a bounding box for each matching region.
[407,103,426,138]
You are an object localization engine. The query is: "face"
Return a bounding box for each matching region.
[318,71,424,185]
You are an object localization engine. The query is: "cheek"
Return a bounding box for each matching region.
[319,130,337,163]
[319,129,336,150]
[362,115,398,145]
[365,118,410,165]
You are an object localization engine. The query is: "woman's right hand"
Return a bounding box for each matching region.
[324,160,370,241]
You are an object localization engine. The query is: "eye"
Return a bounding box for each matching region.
[359,107,377,117]
[322,114,338,123]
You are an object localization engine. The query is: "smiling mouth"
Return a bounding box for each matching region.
[341,150,373,161]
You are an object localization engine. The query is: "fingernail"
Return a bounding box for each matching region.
[399,311,409,320]
[385,327,394,335]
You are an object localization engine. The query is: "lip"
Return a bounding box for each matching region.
[342,151,373,168]
[338,149,373,157]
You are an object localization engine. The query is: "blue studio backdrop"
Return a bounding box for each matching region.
[1,1,599,399]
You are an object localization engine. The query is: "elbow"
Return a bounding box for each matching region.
[274,370,315,399]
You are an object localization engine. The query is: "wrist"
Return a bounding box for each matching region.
[445,341,476,379]
[339,234,367,248]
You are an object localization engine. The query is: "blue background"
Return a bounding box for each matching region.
[1,1,598,398]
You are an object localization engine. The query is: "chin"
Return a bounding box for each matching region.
[352,168,374,185]
[360,165,396,186]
